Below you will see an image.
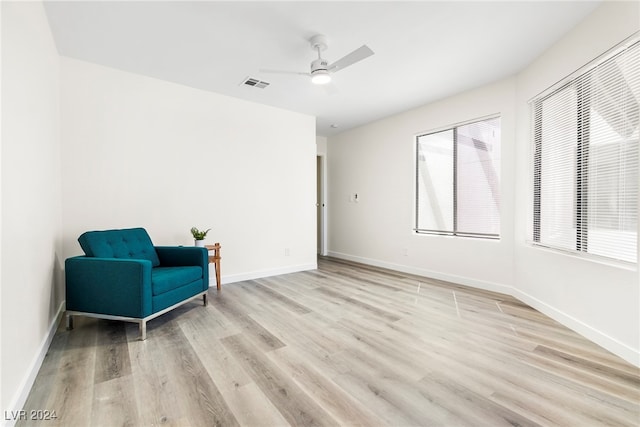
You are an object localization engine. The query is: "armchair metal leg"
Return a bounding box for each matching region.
[66,314,74,330]
[203,294,208,306]
[139,321,147,341]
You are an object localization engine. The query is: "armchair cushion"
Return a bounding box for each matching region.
[152,266,203,296]
[78,227,161,267]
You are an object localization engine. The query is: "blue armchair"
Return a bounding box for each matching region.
[65,227,209,340]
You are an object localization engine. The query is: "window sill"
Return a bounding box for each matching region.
[414,230,501,241]
[527,241,637,272]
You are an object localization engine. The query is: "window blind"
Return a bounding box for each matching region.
[532,37,639,263]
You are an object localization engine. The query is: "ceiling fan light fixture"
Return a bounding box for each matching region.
[311,70,331,85]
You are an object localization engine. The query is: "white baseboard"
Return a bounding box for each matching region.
[327,251,514,295]
[209,262,317,287]
[327,251,640,368]
[2,301,65,427]
[513,289,640,367]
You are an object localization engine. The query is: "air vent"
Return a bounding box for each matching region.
[241,77,270,89]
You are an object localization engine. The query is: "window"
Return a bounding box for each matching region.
[532,37,639,263]
[415,116,501,238]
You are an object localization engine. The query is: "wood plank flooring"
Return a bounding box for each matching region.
[18,257,640,426]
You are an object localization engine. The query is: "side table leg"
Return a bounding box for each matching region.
[215,260,221,290]
[207,243,222,290]
[214,243,221,290]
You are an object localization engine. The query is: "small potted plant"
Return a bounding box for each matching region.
[191,227,211,247]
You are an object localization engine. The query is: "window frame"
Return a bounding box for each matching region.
[414,114,502,240]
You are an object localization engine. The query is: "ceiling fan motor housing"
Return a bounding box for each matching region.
[311,58,329,73]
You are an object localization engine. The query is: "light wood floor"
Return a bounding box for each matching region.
[19,257,640,426]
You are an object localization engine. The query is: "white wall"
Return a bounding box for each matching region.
[327,1,639,365]
[316,135,328,156]
[513,0,639,365]
[328,78,517,294]
[60,58,317,283]
[1,0,63,416]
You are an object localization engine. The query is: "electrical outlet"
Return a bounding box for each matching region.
[284,248,290,256]
[403,248,409,256]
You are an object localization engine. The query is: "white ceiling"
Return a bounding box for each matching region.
[43,1,600,137]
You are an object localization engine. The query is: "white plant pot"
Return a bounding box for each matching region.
[195,239,205,247]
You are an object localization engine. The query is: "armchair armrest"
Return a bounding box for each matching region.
[155,246,208,268]
[65,256,153,318]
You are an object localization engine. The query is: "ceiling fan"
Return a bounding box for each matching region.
[260,34,374,86]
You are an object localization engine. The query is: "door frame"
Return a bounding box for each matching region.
[317,155,328,256]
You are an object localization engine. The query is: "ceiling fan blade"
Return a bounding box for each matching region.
[259,68,309,76]
[328,45,374,73]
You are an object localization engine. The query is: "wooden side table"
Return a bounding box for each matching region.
[205,243,221,290]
